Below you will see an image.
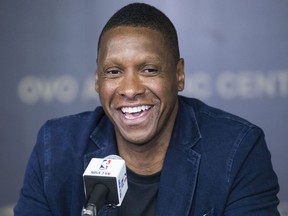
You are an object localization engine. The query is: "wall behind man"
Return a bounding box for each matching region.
[0,0,287,214]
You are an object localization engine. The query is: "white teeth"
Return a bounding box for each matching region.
[121,105,150,114]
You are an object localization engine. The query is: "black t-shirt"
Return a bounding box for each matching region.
[118,168,161,216]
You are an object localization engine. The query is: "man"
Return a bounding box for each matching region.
[15,3,280,216]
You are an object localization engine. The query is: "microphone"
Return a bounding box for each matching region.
[82,155,128,216]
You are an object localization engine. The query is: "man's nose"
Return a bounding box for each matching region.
[117,72,145,99]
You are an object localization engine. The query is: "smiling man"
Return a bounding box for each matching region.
[95,25,184,176]
[15,3,280,216]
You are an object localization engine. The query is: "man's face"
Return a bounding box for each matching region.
[96,26,184,145]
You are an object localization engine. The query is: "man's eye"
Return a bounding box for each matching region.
[143,68,158,75]
[105,69,122,78]
[107,69,121,75]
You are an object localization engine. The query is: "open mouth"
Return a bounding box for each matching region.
[121,105,151,119]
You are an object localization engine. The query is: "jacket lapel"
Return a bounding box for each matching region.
[156,98,202,216]
[82,115,119,216]
[84,114,118,169]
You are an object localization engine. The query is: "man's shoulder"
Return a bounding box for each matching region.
[37,106,107,140]
[178,96,264,144]
[45,106,105,127]
[31,106,107,159]
[179,95,257,129]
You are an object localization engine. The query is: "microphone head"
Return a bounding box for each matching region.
[83,155,128,206]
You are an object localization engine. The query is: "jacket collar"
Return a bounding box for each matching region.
[156,96,202,215]
[171,96,202,148]
[84,113,118,168]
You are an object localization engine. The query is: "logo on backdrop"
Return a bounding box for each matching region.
[183,69,288,100]
[17,70,288,104]
[17,75,97,104]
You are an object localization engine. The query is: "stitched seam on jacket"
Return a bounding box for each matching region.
[225,126,253,184]
[43,122,51,192]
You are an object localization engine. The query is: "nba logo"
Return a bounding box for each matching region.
[99,159,111,170]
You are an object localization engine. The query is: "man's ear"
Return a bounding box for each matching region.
[177,58,185,91]
[95,70,99,93]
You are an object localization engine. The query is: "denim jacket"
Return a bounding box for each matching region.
[14,96,280,216]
